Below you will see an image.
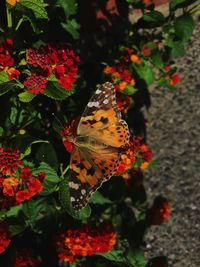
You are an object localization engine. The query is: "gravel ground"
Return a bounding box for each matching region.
[144,17,200,267]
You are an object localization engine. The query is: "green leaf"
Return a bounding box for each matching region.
[134,63,154,85]
[33,162,60,196]
[44,81,76,100]
[36,143,58,170]
[151,52,164,69]
[122,85,137,95]
[61,19,80,40]
[10,107,18,125]
[20,0,48,19]
[142,11,165,26]
[170,0,196,10]
[97,250,124,263]
[127,249,147,267]
[171,42,185,58]
[0,80,17,96]
[0,127,3,136]
[9,224,26,236]
[0,71,9,83]
[18,91,36,102]
[5,204,23,218]
[174,13,194,43]
[59,175,91,220]
[57,0,77,18]
[90,191,112,205]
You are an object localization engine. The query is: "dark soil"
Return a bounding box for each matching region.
[144,17,200,267]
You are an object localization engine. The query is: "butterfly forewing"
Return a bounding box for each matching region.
[68,82,130,210]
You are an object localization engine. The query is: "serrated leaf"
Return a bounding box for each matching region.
[90,191,112,205]
[97,250,124,263]
[171,42,185,58]
[170,0,196,10]
[134,63,154,85]
[0,74,17,96]
[142,11,165,26]
[174,13,194,43]
[18,91,36,102]
[0,71,9,83]
[122,85,137,95]
[151,52,164,69]
[9,224,26,236]
[57,0,77,18]
[127,249,147,267]
[33,162,60,196]
[61,19,80,39]
[44,81,75,100]
[59,176,91,220]
[20,0,48,19]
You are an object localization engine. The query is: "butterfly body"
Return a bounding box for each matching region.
[63,82,130,210]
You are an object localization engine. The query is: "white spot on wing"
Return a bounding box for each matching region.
[87,101,100,108]
[69,182,79,190]
[103,99,109,104]
[70,197,75,202]
[96,89,101,94]
[81,189,86,195]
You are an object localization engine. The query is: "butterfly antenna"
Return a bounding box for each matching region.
[51,112,64,129]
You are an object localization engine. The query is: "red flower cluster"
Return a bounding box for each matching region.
[0,147,23,175]
[0,221,11,254]
[0,39,14,72]
[116,93,133,114]
[25,44,80,94]
[164,66,181,87]
[23,73,47,94]
[56,223,117,263]
[104,64,135,92]
[14,249,40,267]
[0,148,45,207]
[61,117,80,153]
[148,197,170,225]
[117,138,153,175]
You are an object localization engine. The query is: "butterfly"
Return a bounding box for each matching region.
[62,82,130,210]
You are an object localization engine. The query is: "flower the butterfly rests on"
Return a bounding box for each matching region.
[62,82,130,210]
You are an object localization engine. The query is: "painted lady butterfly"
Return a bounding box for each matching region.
[63,82,130,210]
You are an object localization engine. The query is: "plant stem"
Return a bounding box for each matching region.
[6,5,12,28]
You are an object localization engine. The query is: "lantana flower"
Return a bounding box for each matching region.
[14,249,41,267]
[25,44,80,94]
[0,221,11,255]
[148,197,170,225]
[55,223,117,263]
[0,147,45,207]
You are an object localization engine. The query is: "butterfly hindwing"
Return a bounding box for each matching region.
[69,144,120,210]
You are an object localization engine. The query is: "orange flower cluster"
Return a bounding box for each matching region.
[104,64,135,92]
[117,138,153,176]
[0,148,45,207]
[116,93,134,114]
[148,197,170,225]
[14,249,40,267]
[0,221,11,255]
[56,223,117,263]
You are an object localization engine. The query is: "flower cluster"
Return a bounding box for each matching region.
[55,223,117,263]
[104,64,135,92]
[117,138,153,176]
[14,249,41,267]
[61,117,80,153]
[0,39,14,72]
[0,221,11,255]
[116,93,133,114]
[164,65,181,87]
[0,148,45,207]
[24,44,80,94]
[148,197,170,225]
